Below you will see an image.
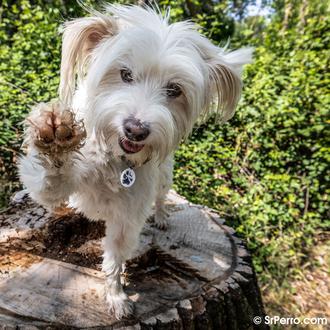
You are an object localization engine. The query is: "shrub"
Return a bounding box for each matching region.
[0,0,63,205]
[174,1,329,282]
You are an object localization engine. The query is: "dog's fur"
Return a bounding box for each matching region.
[19,4,252,319]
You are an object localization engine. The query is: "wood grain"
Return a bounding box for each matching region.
[0,190,267,329]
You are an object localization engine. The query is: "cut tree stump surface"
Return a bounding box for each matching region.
[0,190,267,329]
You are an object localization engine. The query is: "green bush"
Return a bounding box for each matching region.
[0,0,90,205]
[0,0,62,204]
[174,1,329,282]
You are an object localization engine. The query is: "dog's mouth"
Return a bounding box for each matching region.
[119,137,145,154]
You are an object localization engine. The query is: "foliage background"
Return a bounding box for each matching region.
[0,0,329,322]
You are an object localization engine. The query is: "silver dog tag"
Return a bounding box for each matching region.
[120,168,136,187]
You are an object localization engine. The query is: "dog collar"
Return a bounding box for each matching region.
[106,153,137,188]
[119,156,136,187]
[120,167,136,188]
[118,155,150,188]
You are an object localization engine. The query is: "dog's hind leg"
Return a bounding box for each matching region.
[152,156,173,230]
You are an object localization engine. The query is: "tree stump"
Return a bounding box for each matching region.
[0,190,267,329]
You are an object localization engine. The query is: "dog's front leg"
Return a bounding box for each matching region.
[18,101,86,209]
[102,220,142,319]
[152,156,173,230]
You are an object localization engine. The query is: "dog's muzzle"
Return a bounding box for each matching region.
[119,118,149,154]
[123,118,150,141]
[119,137,144,153]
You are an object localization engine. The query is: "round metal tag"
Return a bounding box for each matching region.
[120,168,136,188]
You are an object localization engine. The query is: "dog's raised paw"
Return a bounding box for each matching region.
[26,101,86,155]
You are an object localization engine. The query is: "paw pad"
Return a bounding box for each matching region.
[27,102,86,155]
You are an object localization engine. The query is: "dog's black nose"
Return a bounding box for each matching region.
[123,118,150,141]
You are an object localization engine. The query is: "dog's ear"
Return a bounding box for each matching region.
[205,47,253,122]
[59,15,118,105]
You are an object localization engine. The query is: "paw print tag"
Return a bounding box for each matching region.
[120,168,136,188]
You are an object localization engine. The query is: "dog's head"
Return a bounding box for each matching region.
[59,5,252,166]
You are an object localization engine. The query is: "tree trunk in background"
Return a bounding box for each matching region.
[298,0,308,32]
[282,0,293,32]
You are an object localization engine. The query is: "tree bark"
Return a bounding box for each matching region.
[0,190,268,329]
[282,0,293,32]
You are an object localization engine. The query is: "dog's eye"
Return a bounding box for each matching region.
[166,83,182,98]
[120,68,133,83]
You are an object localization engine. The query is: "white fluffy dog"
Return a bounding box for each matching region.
[19,4,252,319]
